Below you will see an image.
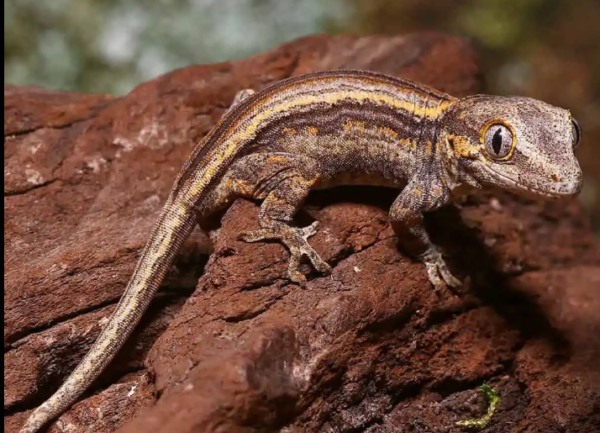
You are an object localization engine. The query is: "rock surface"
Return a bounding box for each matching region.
[4,32,600,433]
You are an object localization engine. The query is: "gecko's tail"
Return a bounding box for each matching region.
[20,200,197,433]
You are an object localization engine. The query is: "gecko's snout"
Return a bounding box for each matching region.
[553,180,583,196]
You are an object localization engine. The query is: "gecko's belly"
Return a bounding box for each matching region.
[313,171,406,190]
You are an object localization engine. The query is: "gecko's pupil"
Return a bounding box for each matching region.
[492,128,503,155]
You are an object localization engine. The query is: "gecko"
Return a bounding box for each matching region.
[20,69,583,433]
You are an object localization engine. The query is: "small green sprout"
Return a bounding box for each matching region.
[456,383,500,429]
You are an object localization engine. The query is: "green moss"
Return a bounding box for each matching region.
[456,383,501,429]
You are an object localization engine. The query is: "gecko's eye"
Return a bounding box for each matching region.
[482,122,515,161]
[571,118,582,148]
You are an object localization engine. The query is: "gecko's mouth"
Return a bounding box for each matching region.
[480,165,581,198]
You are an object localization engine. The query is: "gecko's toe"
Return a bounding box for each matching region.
[238,228,273,243]
[422,248,462,290]
[304,249,331,274]
[229,88,256,110]
[287,250,307,286]
[439,264,462,288]
[300,221,319,239]
[424,261,446,291]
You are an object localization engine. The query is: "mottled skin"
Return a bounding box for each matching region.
[20,70,583,433]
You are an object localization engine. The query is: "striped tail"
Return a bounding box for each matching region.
[20,200,197,433]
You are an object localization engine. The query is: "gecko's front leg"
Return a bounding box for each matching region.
[390,176,461,290]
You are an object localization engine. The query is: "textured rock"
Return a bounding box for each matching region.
[4,32,600,433]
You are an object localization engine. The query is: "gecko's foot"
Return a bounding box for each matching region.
[238,221,331,284]
[231,88,255,107]
[421,248,462,291]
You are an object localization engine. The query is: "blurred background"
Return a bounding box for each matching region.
[4,0,599,238]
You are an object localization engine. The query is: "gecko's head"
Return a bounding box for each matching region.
[440,95,583,198]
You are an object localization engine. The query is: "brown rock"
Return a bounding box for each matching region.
[4,32,600,433]
[5,372,155,433]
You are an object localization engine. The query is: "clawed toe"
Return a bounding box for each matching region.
[302,246,331,274]
[422,249,462,291]
[438,265,462,288]
[300,221,319,239]
[238,229,271,243]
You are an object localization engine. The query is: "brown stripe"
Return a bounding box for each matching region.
[253,99,433,144]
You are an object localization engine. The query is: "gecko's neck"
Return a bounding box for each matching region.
[437,130,484,198]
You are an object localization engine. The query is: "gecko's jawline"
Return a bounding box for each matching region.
[482,165,580,198]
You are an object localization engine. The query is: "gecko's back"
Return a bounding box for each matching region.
[173,70,457,206]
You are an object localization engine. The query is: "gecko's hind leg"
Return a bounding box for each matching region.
[229,153,331,284]
[240,218,330,284]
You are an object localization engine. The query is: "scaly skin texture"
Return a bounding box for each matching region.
[19,70,583,433]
